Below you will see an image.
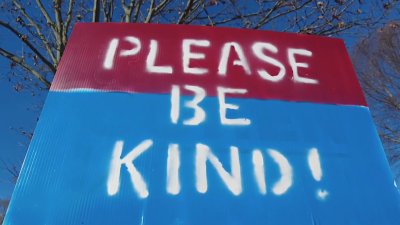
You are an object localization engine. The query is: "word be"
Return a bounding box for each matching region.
[171,85,250,126]
[103,36,318,84]
[106,139,327,200]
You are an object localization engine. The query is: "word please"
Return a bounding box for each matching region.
[107,139,325,199]
[103,37,318,84]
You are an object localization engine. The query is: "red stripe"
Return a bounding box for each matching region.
[52,23,366,106]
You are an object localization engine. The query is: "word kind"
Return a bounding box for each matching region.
[107,140,326,199]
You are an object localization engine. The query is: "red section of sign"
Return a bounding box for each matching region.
[52,23,366,106]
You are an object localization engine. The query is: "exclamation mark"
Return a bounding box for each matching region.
[307,148,328,200]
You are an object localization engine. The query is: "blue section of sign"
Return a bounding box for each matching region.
[4,92,400,225]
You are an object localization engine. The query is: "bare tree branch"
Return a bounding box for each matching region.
[63,0,75,44]
[35,0,57,36]
[101,0,114,22]
[0,159,19,182]
[54,0,64,60]
[12,0,57,65]
[153,0,170,17]
[353,21,400,161]
[145,0,156,23]
[92,0,101,22]
[0,20,56,73]
[202,3,215,26]
[0,47,51,87]
[133,0,143,22]
[177,0,194,24]
[254,0,312,30]
[121,0,135,22]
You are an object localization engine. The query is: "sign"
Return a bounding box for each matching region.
[4,23,400,225]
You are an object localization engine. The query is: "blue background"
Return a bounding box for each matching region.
[4,91,400,225]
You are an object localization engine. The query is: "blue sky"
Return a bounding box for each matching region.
[0,1,399,201]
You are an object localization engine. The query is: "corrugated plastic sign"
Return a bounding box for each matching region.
[4,24,400,225]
